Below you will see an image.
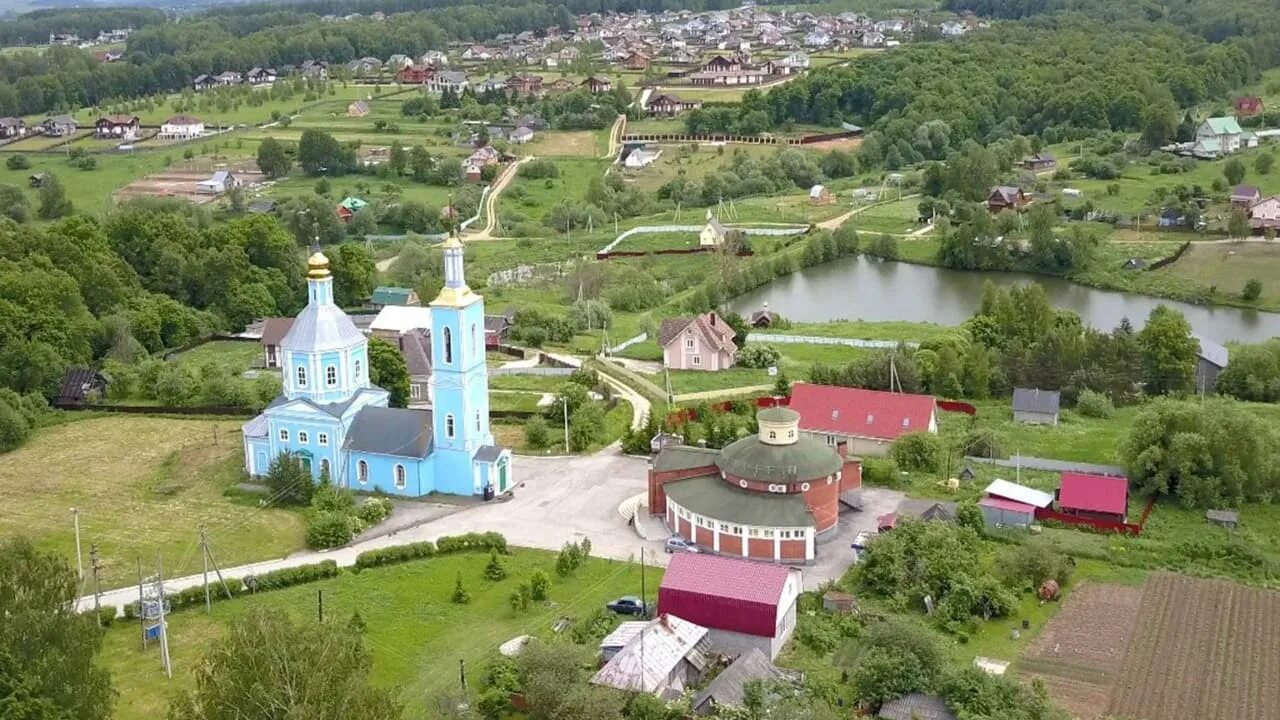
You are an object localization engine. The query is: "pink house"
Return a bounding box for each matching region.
[659,312,737,371]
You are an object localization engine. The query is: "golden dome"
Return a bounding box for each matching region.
[307,251,331,279]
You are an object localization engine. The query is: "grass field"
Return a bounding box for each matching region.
[1157,241,1280,304]
[172,340,262,374]
[504,157,609,220]
[844,197,923,235]
[0,416,305,590]
[100,549,656,720]
[521,130,597,157]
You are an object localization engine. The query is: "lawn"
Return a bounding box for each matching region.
[503,157,608,220]
[492,397,633,454]
[1157,241,1280,306]
[844,197,924,235]
[0,415,305,590]
[768,319,954,343]
[653,342,876,397]
[171,340,262,374]
[99,549,657,720]
[521,130,598,157]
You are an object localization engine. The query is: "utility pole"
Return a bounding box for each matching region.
[459,659,467,690]
[318,589,324,622]
[562,397,570,453]
[89,543,102,625]
[156,553,172,678]
[136,557,145,650]
[200,525,212,612]
[71,507,83,582]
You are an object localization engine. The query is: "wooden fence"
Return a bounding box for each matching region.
[620,129,860,148]
[1034,497,1155,536]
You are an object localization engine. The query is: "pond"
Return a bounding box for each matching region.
[729,256,1280,343]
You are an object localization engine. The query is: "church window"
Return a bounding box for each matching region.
[357,460,368,484]
[279,429,289,442]
[768,431,776,439]
[475,410,481,432]
[411,384,421,399]
[471,323,478,354]
[318,433,328,446]
[326,365,337,387]
[298,431,309,444]
[319,459,329,477]
[445,414,455,438]
[354,359,362,379]
[443,327,453,364]
[296,365,307,387]
[394,464,406,489]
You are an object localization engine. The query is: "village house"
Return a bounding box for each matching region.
[624,145,662,168]
[336,196,368,221]
[347,100,370,118]
[1248,194,1280,229]
[1232,184,1262,209]
[749,302,776,328]
[702,54,740,72]
[428,71,469,94]
[788,382,938,456]
[299,60,329,79]
[647,93,702,117]
[987,185,1028,212]
[159,115,204,140]
[878,694,956,720]
[506,74,544,97]
[484,311,515,347]
[590,614,712,697]
[699,210,729,246]
[1022,152,1056,171]
[192,74,214,91]
[347,57,383,77]
[386,54,413,71]
[1192,332,1229,392]
[398,66,433,84]
[660,311,737,371]
[419,50,449,67]
[196,170,238,195]
[246,67,277,85]
[939,20,968,37]
[547,77,577,93]
[623,51,652,70]
[582,75,613,94]
[369,305,432,351]
[0,117,25,139]
[1055,472,1129,524]
[688,68,767,86]
[54,368,108,406]
[369,286,420,310]
[510,126,534,145]
[461,45,494,61]
[1193,116,1255,158]
[41,115,78,137]
[94,114,141,140]
[692,649,794,716]
[809,184,832,205]
[1235,96,1264,118]
[1012,387,1060,425]
[259,317,294,369]
[215,71,242,86]
[657,553,800,660]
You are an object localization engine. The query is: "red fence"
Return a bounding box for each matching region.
[1033,497,1155,536]
[938,399,977,416]
[665,394,973,425]
[597,246,754,260]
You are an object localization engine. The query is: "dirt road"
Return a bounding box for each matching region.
[465,156,531,241]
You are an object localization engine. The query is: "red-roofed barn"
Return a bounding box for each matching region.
[788,382,937,457]
[657,553,800,659]
[1056,472,1129,523]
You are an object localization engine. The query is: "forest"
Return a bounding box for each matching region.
[0,7,163,46]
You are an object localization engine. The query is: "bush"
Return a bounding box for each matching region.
[862,457,900,485]
[955,502,984,533]
[306,511,354,549]
[530,569,550,600]
[1243,278,1263,301]
[736,344,782,369]
[997,540,1074,589]
[477,688,511,720]
[525,417,550,448]
[352,532,508,569]
[484,551,507,581]
[357,497,393,525]
[248,560,340,593]
[889,432,942,473]
[1075,389,1115,418]
[5,154,29,170]
[517,158,561,179]
[509,582,532,611]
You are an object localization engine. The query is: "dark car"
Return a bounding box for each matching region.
[605,596,647,615]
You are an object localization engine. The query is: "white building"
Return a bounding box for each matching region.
[624,147,662,168]
[159,115,205,140]
[196,170,238,195]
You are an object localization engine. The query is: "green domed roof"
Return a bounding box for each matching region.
[715,432,843,484]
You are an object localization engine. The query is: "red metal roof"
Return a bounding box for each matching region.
[657,553,792,638]
[1058,472,1128,515]
[789,382,937,441]
[979,496,1035,514]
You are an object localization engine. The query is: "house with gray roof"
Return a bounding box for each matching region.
[878,693,955,720]
[1012,387,1060,425]
[692,648,795,715]
[1191,332,1228,392]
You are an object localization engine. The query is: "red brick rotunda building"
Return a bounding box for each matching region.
[648,407,862,563]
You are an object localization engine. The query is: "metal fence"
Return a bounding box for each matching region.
[746,333,920,349]
[598,223,808,256]
[608,332,648,355]
[488,367,576,377]
[965,454,1127,478]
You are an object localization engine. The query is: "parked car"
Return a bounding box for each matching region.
[606,596,647,615]
[665,537,699,553]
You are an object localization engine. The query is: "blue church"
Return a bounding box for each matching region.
[242,237,512,497]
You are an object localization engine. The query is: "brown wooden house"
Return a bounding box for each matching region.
[987,185,1028,212]
[622,51,651,71]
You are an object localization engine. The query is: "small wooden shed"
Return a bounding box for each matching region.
[1206,509,1239,529]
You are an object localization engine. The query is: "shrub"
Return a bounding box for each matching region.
[312,483,356,514]
[509,582,532,611]
[477,688,511,720]
[354,540,436,569]
[357,496,393,525]
[5,154,29,170]
[890,431,942,473]
[1075,389,1115,418]
[451,572,471,604]
[517,158,561,179]
[525,417,550,448]
[569,608,618,644]
[96,606,117,626]
[351,532,508,569]
[1243,278,1263,301]
[862,457,900,485]
[306,511,354,548]
[529,569,550,601]
[248,560,339,594]
[955,502,984,533]
[998,541,1075,589]
[736,344,782,369]
[484,551,507,581]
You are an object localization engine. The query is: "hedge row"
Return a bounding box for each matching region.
[355,531,508,569]
[121,560,340,619]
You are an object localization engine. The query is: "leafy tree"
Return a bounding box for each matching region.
[1216,339,1280,402]
[327,243,376,306]
[890,431,942,472]
[737,344,782,369]
[954,502,984,533]
[0,184,28,223]
[1120,397,1280,507]
[1243,277,1263,301]
[264,451,315,505]
[529,569,550,601]
[168,609,401,720]
[1136,305,1197,395]
[367,336,410,408]
[568,401,606,452]
[525,416,550,448]
[1256,152,1274,175]
[256,137,291,178]
[1224,157,1247,186]
[1228,208,1251,239]
[0,536,113,720]
[850,620,944,708]
[37,173,72,219]
[297,128,354,176]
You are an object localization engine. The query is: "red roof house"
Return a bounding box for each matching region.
[1235,96,1264,117]
[788,382,937,456]
[1057,472,1129,523]
[657,553,799,659]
